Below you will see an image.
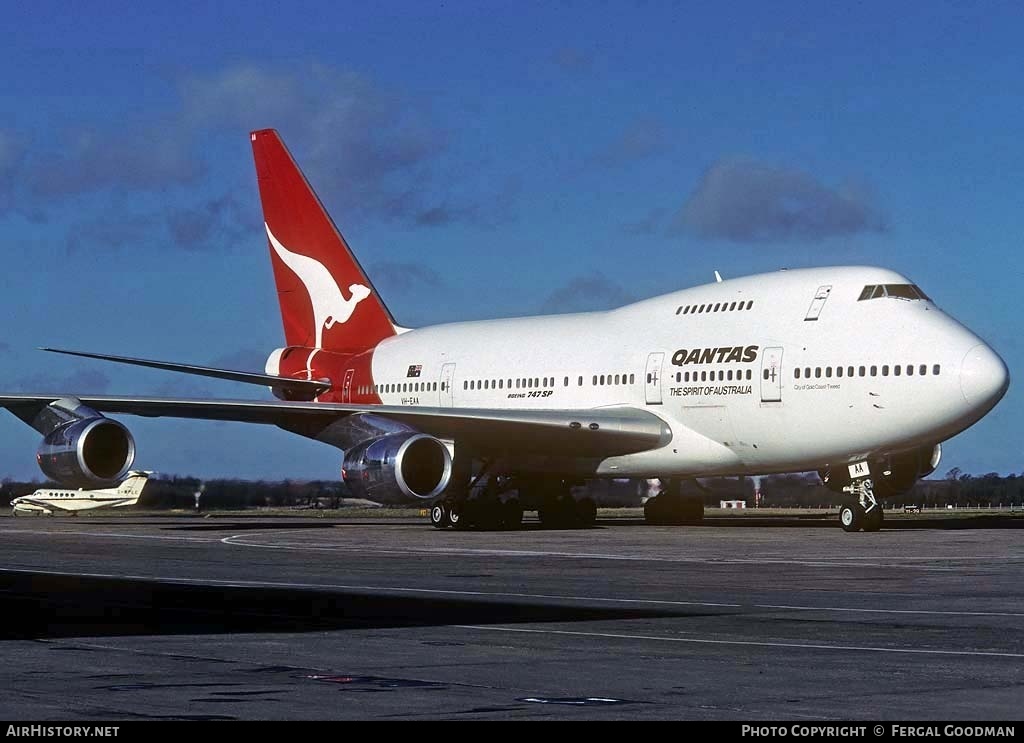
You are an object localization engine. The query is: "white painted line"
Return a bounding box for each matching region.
[219,534,991,571]
[456,625,1024,659]
[1,528,219,543]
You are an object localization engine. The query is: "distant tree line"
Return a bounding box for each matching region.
[1,469,1022,511]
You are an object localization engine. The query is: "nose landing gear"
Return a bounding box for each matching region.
[839,477,884,532]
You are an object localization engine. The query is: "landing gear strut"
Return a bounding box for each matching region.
[840,477,884,532]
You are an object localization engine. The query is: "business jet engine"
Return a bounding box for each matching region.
[819,444,941,499]
[342,432,453,503]
[36,416,136,488]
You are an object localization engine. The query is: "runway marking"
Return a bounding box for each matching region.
[218,532,1022,571]
[457,625,1024,659]
[0,528,220,543]
[3,567,1023,618]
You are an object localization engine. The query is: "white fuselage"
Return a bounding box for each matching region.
[365,267,1007,478]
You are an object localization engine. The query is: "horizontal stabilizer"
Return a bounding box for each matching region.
[40,348,330,396]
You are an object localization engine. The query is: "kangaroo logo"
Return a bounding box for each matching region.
[265,223,371,349]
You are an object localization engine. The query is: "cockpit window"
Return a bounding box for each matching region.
[858,284,931,302]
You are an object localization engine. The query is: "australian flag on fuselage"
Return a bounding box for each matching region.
[407,364,422,378]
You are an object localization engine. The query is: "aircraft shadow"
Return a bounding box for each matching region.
[0,570,701,641]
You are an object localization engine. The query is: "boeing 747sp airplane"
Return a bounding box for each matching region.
[0,130,1009,532]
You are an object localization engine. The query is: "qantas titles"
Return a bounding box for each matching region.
[671,345,759,366]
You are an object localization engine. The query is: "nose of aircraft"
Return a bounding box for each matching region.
[960,344,1010,410]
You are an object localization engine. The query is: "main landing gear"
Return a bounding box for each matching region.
[429,466,596,531]
[839,477,884,533]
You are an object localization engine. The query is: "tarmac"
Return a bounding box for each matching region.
[0,512,1022,720]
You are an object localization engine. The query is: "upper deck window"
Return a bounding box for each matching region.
[858,284,931,302]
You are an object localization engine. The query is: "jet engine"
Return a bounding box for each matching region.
[342,432,453,503]
[819,444,941,499]
[36,416,136,488]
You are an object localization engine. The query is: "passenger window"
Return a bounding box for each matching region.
[870,366,877,376]
[920,364,927,376]
[906,365,913,376]
[676,306,683,315]
[701,371,707,382]
[729,302,737,311]
[684,372,690,382]
[804,367,811,378]
[746,301,754,310]
[498,379,503,389]
[836,367,843,378]
[718,370,724,381]
[933,364,941,375]
[848,366,854,377]
[595,375,599,385]
[825,367,832,378]
[613,374,619,384]
[713,303,720,312]
[630,374,635,384]
[763,369,769,380]
[728,369,734,381]
[882,365,889,376]
[795,368,801,379]
[746,370,752,380]
[894,365,901,377]
[859,366,866,377]
[815,368,822,378]
[699,304,706,313]
[578,376,583,386]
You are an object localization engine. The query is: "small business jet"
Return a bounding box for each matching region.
[11,471,151,516]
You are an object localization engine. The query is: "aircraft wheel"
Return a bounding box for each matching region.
[680,497,704,524]
[539,495,572,528]
[862,507,884,532]
[449,502,468,530]
[839,504,862,532]
[575,498,597,526]
[643,495,663,524]
[502,498,524,530]
[475,502,504,531]
[430,503,451,529]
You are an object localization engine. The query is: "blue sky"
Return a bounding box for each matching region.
[1,1,1021,480]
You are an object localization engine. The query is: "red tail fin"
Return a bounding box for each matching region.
[251,129,397,353]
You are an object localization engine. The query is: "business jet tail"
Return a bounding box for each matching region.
[251,129,398,353]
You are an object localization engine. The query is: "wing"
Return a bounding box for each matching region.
[0,394,672,458]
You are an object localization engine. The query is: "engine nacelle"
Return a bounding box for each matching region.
[819,444,942,499]
[36,416,136,488]
[341,433,452,503]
